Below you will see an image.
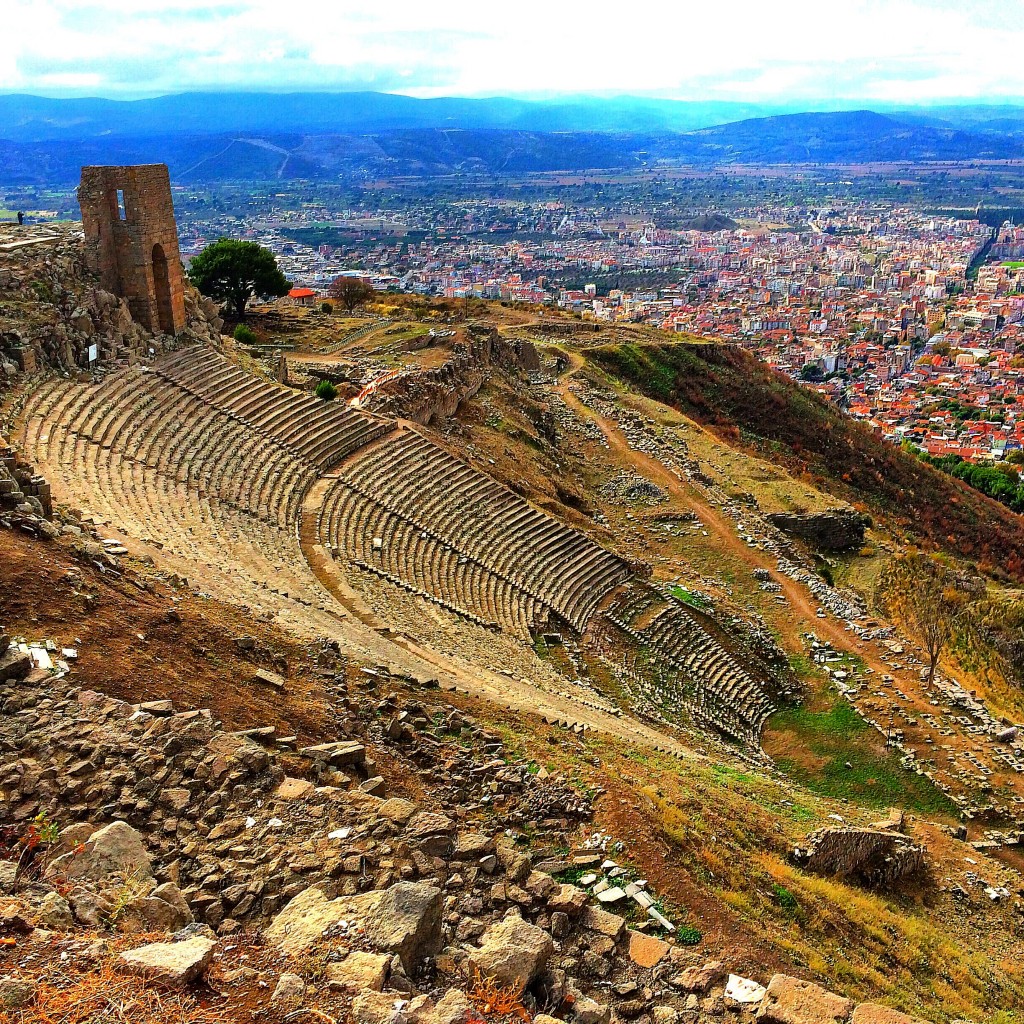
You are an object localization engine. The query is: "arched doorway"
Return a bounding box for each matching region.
[151,243,175,334]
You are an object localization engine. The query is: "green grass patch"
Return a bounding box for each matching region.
[767,693,957,816]
[667,584,711,611]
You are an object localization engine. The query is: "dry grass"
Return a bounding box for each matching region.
[8,956,230,1024]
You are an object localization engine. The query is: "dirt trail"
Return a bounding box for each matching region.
[552,358,916,685]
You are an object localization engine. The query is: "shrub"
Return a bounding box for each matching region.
[773,882,800,913]
[676,924,702,945]
[321,301,333,314]
[315,380,338,402]
[233,324,258,345]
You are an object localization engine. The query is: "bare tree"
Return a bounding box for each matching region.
[328,276,374,313]
[876,553,978,685]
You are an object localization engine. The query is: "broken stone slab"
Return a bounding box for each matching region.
[596,886,627,904]
[298,740,366,766]
[326,950,391,992]
[580,905,625,940]
[725,974,767,1006]
[117,936,216,989]
[547,883,589,916]
[627,929,670,968]
[252,668,285,690]
[646,906,675,932]
[274,777,315,801]
[672,960,726,993]
[756,974,854,1024]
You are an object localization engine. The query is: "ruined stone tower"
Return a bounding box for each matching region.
[78,164,186,335]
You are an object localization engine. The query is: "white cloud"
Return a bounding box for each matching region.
[3,0,1024,101]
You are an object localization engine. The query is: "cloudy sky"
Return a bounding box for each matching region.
[3,0,1023,102]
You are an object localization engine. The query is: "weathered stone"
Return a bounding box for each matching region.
[117,894,191,933]
[673,960,726,993]
[326,951,391,992]
[117,936,216,989]
[274,777,315,801]
[0,975,36,1009]
[57,821,153,880]
[547,883,588,916]
[454,832,493,859]
[264,886,353,956]
[405,812,456,856]
[379,798,418,824]
[271,973,306,1007]
[361,882,443,971]
[580,905,625,939]
[34,891,74,931]
[757,974,854,1024]
[574,996,612,1024]
[353,990,404,1024]
[470,912,554,994]
[851,1005,928,1024]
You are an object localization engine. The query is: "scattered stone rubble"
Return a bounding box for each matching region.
[0,437,54,537]
[0,640,937,1024]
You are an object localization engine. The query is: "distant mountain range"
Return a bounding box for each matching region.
[4,93,1024,184]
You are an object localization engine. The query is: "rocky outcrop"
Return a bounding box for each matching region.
[766,509,870,551]
[0,224,221,379]
[793,826,927,888]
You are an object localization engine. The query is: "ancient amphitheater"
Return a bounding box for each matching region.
[19,341,776,752]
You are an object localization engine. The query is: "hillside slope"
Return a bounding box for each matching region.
[589,340,1024,581]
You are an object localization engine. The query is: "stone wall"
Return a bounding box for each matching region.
[766,509,870,551]
[373,324,541,425]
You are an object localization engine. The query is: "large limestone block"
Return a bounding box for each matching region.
[118,936,216,989]
[470,912,554,994]
[361,881,443,971]
[851,1005,929,1024]
[757,974,854,1024]
[57,821,153,880]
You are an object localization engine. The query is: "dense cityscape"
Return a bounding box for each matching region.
[166,188,1024,468]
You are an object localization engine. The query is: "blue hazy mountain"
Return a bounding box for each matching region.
[3,93,1024,183]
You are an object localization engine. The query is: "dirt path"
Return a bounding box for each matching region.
[553,359,919,693]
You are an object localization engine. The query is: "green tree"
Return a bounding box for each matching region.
[315,380,338,401]
[233,324,258,345]
[188,239,289,320]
